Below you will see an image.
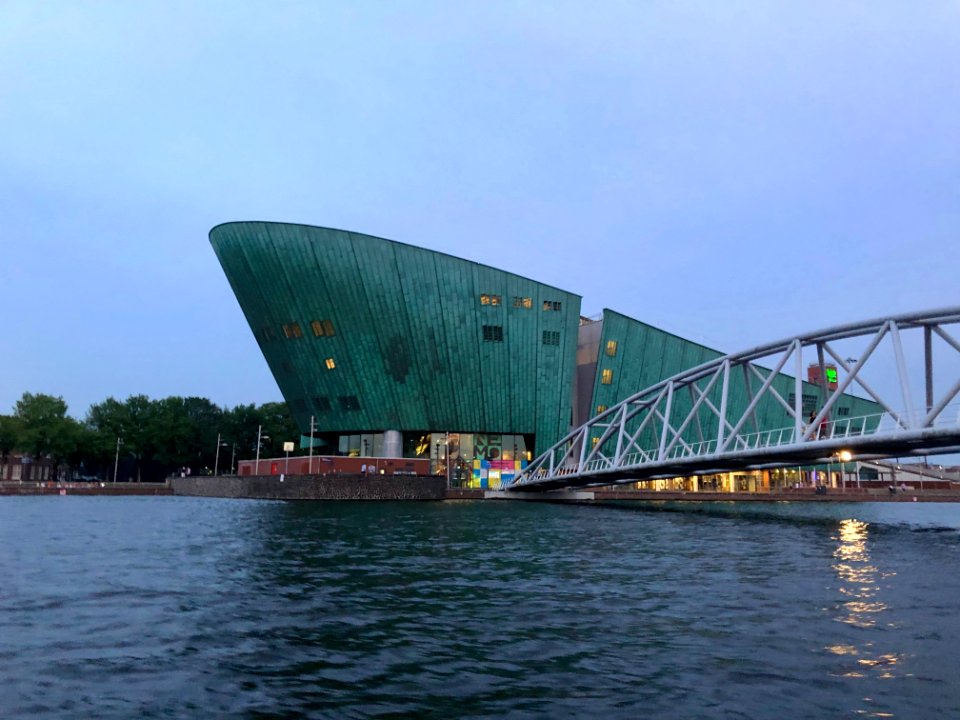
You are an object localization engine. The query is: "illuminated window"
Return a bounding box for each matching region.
[282,322,303,339]
[513,296,532,309]
[596,405,607,414]
[325,358,336,370]
[606,340,618,356]
[480,294,502,306]
[543,300,562,311]
[483,325,504,342]
[592,437,600,446]
[311,319,336,337]
[542,330,560,346]
[601,369,613,385]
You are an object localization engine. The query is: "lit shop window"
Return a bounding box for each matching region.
[542,330,560,346]
[483,325,504,342]
[480,294,502,306]
[311,319,336,337]
[543,300,562,311]
[325,358,336,370]
[282,322,303,339]
[601,369,614,385]
[606,340,618,357]
[513,296,532,309]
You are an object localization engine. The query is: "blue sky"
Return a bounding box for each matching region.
[1,1,957,419]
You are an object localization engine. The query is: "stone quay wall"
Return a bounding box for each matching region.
[171,474,447,501]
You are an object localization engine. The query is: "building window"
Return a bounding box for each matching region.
[313,396,332,412]
[542,330,560,346]
[311,319,336,337]
[480,294,502,306]
[513,296,532,309]
[325,358,336,370]
[483,325,504,342]
[606,340,618,356]
[338,395,360,411]
[601,368,613,385]
[596,405,607,414]
[282,322,303,339]
[592,437,600,446]
[260,326,276,342]
[543,300,562,312]
[837,407,850,416]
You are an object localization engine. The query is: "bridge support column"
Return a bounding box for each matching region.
[692,476,699,493]
[383,430,402,458]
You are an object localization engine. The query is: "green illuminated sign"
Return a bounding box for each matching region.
[825,367,839,384]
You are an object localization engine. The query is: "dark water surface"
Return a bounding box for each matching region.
[2,497,960,718]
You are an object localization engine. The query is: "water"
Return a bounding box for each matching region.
[2,497,960,718]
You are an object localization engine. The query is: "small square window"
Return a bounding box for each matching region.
[483,325,504,342]
[837,407,850,417]
[323,319,335,336]
[601,368,613,385]
[480,294,501,306]
[283,322,303,339]
[338,395,360,411]
[513,296,532,309]
[591,437,600,446]
[596,405,607,414]
[542,330,560,346]
[606,340,618,357]
[325,358,336,370]
[543,300,562,312]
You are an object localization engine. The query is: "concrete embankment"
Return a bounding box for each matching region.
[0,482,172,496]
[171,474,446,500]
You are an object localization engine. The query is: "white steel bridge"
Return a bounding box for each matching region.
[506,307,960,492]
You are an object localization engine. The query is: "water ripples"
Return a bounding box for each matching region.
[2,497,960,717]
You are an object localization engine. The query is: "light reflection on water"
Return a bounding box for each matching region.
[1,497,960,718]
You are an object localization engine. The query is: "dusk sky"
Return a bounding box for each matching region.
[2,1,957,419]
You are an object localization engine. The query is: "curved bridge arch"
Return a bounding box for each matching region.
[506,307,960,491]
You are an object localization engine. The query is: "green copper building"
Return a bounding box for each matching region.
[211,221,878,485]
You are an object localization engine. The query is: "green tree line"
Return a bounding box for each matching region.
[0,392,301,482]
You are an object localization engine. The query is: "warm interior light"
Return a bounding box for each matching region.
[838,450,852,462]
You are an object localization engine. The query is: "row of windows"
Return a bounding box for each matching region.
[479,294,562,312]
[259,319,337,343]
[480,326,565,346]
[291,395,361,413]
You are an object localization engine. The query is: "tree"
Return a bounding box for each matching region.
[0,414,22,467]
[13,392,76,462]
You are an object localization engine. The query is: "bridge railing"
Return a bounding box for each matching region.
[518,402,960,485]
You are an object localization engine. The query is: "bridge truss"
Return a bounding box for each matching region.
[507,307,960,491]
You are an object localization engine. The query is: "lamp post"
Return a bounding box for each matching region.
[837,450,852,492]
[255,425,270,474]
[113,436,123,483]
[214,433,229,476]
[230,443,236,474]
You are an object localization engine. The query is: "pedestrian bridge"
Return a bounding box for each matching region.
[505,307,960,492]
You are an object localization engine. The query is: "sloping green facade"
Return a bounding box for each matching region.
[210,222,581,456]
[588,309,879,449]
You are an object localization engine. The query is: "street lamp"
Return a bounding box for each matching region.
[113,436,123,483]
[255,425,270,473]
[837,449,852,491]
[213,433,229,476]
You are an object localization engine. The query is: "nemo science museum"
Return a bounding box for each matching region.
[211,222,878,490]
